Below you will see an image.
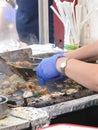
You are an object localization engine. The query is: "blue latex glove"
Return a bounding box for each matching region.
[36,53,64,85]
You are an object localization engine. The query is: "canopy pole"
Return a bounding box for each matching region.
[38,0,49,44]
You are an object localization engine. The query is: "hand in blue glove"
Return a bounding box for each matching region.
[36,53,64,85]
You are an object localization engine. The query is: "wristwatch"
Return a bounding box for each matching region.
[60,58,69,75]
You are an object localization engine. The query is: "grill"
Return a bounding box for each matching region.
[0,48,98,117]
[0,73,97,108]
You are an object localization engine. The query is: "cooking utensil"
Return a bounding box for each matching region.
[0,95,9,119]
[0,48,32,62]
[0,56,13,76]
[6,57,42,80]
[10,67,36,80]
[0,48,37,79]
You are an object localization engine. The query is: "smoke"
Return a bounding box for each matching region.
[0,1,18,52]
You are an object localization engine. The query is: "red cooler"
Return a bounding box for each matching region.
[38,124,98,130]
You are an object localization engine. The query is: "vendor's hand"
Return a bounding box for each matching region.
[36,53,64,85]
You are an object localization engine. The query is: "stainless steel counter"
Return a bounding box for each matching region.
[41,94,98,118]
[0,107,49,130]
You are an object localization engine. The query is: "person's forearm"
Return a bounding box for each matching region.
[56,58,98,92]
[64,41,98,60]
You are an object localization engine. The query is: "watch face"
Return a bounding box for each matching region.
[60,58,68,74]
[61,62,66,68]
